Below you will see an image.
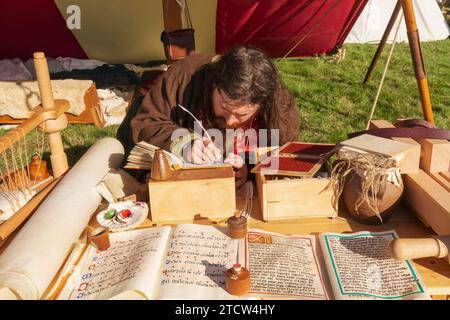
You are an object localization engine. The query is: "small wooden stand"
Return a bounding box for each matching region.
[148,167,236,222]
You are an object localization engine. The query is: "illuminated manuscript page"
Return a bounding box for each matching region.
[157,224,241,300]
[69,227,171,300]
[246,229,329,300]
[320,230,430,300]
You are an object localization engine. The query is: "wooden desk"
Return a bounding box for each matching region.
[122,197,450,299]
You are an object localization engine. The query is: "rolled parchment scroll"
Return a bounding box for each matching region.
[0,138,124,299]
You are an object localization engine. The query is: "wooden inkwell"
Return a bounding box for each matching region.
[227,211,247,239]
[28,154,50,181]
[150,149,172,181]
[225,264,251,296]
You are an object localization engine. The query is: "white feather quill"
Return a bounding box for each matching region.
[177,104,213,142]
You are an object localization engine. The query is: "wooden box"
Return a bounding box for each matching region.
[253,142,337,221]
[339,134,420,174]
[255,173,336,221]
[148,167,236,222]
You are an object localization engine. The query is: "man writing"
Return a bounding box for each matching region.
[119,46,300,187]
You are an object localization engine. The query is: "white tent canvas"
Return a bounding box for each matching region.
[346,0,450,43]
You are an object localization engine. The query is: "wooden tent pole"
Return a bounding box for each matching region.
[400,0,435,125]
[34,52,69,177]
[363,0,402,84]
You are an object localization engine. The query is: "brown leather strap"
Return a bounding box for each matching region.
[394,119,435,129]
[349,127,450,140]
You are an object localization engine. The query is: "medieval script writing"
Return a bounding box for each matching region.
[322,231,428,300]
[247,231,328,300]
[158,224,238,299]
[69,227,171,300]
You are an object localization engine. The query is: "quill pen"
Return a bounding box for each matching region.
[177,104,213,142]
[177,104,225,162]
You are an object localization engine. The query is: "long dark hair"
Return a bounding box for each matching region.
[201,46,298,144]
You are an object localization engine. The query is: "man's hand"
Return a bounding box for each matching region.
[225,153,248,188]
[185,137,222,164]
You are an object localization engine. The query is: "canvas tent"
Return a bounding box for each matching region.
[346,0,450,43]
[0,0,217,63]
[1,0,368,63]
[2,0,447,63]
[215,0,367,57]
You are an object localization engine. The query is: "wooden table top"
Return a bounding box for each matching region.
[131,196,450,298]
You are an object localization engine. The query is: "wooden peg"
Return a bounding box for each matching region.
[225,264,251,296]
[389,236,450,264]
[151,149,172,181]
[227,211,247,239]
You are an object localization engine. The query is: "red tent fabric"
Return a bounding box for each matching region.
[216,0,368,58]
[0,0,87,60]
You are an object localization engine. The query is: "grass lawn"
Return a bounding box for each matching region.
[1,39,449,166]
[276,39,450,143]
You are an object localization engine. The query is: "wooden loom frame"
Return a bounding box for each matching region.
[0,52,69,244]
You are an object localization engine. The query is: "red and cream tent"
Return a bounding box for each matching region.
[346,0,450,43]
[1,0,367,63]
[215,0,367,58]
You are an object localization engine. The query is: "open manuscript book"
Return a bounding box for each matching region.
[124,141,229,170]
[54,224,429,300]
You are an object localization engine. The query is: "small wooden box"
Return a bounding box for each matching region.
[255,173,336,221]
[148,167,236,222]
[339,134,420,174]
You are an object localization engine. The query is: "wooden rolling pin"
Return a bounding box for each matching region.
[389,236,450,264]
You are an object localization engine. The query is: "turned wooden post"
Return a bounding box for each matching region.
[33,52,69,178]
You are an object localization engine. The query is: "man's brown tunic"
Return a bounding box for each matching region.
[130,53,300,152]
